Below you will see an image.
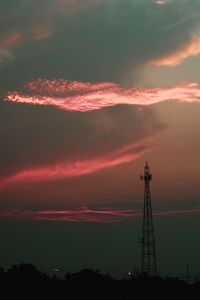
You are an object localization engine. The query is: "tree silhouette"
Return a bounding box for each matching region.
[0,263,199,299]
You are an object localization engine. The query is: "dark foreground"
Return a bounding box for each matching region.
[0,263,200,299]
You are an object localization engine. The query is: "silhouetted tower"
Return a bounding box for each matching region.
[140,162,157,275]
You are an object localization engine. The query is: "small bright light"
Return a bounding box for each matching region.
[53,268,60,272]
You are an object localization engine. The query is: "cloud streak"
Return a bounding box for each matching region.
[0,31,23,65]
[0,31,23,49]
[0,206,200,223]
[151,35,200,67]
[5,79,200,112]
[32,25,53,40]
[0,141,150,188]
[0,98,162,188]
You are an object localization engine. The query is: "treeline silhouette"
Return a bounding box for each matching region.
[1,263,200,299]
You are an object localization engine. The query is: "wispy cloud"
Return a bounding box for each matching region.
[0,31,23,49]
[0,141,150,188]
[0,31,23,65]
[0,49,14,65]
[0,207,200,223]
[0,96,163,188]
[5,79,200,112]
[32,25,53,40]
[150,35,200,66]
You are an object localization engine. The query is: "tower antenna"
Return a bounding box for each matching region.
[140,162,157,275]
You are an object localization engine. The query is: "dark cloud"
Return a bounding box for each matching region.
[0,0,200,87]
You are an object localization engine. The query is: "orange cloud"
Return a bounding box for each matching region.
[150,35,200,66]
[5,79,200,112]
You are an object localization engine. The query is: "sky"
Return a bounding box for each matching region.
[0,0,200,277]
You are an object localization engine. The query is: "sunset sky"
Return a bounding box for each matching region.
[0,0,200,276]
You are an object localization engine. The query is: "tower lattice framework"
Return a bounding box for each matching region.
[140,162,157,275]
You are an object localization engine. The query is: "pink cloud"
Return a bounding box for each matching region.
[150,35,200,66]
[0,141,150,188]
[0,208,139,223]
[0,31,23,49]
[32,25,53,40]
[0,207,200,223]
[5,79,200,112]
